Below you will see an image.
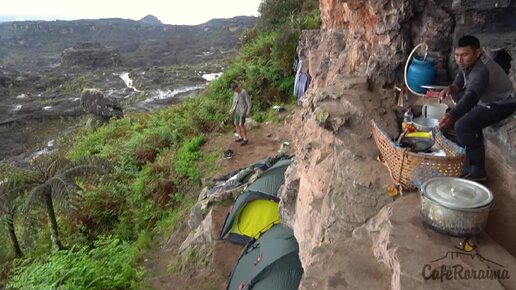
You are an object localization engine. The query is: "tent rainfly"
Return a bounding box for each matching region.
[219,159,291,244]
[226,224,303,290]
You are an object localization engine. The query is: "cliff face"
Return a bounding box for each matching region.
[302,0,516,88]
[283,1,516,289]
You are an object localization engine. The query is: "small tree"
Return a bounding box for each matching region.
[0,163,37,257]
[0,186,24,257]
[257,0,302,32]
[23,153,112,250]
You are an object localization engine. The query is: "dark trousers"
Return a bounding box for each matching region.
[454,102,516,150]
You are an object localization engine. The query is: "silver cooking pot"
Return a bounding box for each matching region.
[412,117,439,132]
[420,177,494,237]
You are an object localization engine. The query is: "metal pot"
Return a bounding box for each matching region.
[420,177,493,237]
[412,117,439,132]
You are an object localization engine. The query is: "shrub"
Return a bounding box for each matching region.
[176,135,207,183]
[271,25,300,74]
[301,8,322,29]
[8,237,143,290]
[258,0,302,32]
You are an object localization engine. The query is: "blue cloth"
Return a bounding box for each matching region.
[294,60,311,104]
[295,73,310,98]
[293,59,303,97]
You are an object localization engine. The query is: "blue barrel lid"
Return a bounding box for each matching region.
[412,56,435,65]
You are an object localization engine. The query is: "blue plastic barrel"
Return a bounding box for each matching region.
[407,56,436,93]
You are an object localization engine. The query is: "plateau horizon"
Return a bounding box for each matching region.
[0,0,261,25]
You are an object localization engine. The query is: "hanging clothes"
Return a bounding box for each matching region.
[293,58,311,105]
[294,59,303,97]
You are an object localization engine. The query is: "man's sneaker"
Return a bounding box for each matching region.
[459,172,488,182]
[240,140,248,146]
[223,149,234,159]
[234,138,243,143]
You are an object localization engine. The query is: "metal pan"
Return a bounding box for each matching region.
[412,117,439,132]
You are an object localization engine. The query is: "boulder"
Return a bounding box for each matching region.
[80,88,123,120]
[61,43,120,67]
[179,208,215,255]
[85,116,105,130]
[244,117,260,131]
[301,194,516,290]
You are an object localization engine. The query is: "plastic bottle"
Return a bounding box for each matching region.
[403,107,413,123]
[402,107,416,133]
[278,141,290,155]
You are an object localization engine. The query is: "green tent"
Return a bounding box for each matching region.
[227,224,303,290]
[246,159,292,195]
[220,159,291,244]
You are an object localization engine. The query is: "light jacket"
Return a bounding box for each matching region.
[230,89,252,115]
[450,53,514,120]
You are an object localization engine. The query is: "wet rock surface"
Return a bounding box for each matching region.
[80,88,123,120]
[61,43,120,68]
[0,16,250,162]
[0,62,225,162]
[0,16,255,69]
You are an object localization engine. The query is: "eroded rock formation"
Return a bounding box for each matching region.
[80,88,123,120]
[61,43,120,67]
[283,0,516,288]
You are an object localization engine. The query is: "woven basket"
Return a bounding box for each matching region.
[371,120,466,191]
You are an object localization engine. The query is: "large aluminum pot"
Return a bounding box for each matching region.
[420,177,493,237]
[412,117,439,132]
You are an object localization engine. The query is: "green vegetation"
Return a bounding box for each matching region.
[166,247,210,275]
[8,237,143,290]
[24,154,112,250]
[0,163,36,258]
[0,1,320,288]
[57,74,96,95]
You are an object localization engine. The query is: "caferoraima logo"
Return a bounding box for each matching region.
[422,251,510,282]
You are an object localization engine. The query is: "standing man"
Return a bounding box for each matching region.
[230,83,252,146]
[439,35,516,181]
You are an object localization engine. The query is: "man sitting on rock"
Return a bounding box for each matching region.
[438,35,516,181]
[230,83,252,146]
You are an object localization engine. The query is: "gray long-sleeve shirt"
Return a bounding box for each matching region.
[230,89,252,115]
[450,54,514,120]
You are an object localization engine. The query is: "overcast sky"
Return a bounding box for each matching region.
[1,0,262,25]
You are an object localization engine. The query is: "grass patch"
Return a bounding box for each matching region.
[166,247,210,275]
[8,237,144,290]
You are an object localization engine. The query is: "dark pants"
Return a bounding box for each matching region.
[454,102,516,150]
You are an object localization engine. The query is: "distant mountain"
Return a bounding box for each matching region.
[0,16,256,69]
[139,15,162,25]
[0,16,17,23]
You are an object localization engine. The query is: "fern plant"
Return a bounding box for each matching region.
[23,153,112,250]
[0,163,38,257]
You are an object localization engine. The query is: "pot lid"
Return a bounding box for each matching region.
[422,177,493,209]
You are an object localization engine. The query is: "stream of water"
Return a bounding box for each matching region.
[33,71,221,159]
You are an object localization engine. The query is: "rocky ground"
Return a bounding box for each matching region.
[0,60,228,164]
[142,113,294,290]
[0,15,252,164]
[289,1,516,287]
[281,75,516,290]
